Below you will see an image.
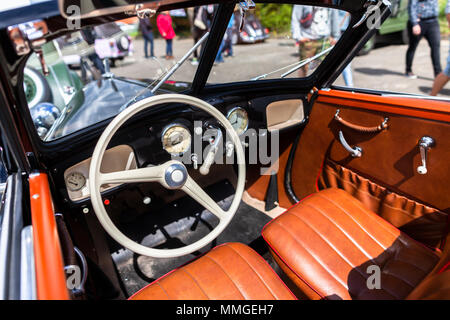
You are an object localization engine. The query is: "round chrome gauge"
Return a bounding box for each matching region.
[227,107,249,136]
[161,124,192,155]
[66,172,86,191]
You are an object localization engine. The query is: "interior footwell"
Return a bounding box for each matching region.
[110,180,272,297]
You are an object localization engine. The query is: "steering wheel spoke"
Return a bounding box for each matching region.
[182,175,227,221]
[100,165,164,185]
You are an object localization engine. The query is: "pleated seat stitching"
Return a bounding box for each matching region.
[180,269,210,299]
[295,201,407,299]
[316,193,401,243]
[156,282,171,299]
[274,218,350,291]
[225,245,277,299]
[314,194,391,250]
[202,255,247,299]
[301,203,378,260]
[289,211,371,281]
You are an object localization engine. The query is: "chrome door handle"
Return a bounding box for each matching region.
[338,130,362,158]
[417,136,435,175]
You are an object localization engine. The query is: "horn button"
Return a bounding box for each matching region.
[164,163,188,189]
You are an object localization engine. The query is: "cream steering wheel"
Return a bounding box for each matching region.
[89,94,246,258]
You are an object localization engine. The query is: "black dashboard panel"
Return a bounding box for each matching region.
[49,93,307,212]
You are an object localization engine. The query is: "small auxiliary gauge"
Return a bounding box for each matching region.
[65,172,86,192]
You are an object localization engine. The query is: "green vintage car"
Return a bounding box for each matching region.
[358,0,408,55]
[24,40,84,112]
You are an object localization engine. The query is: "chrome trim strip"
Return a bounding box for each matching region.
[20,226,36,300]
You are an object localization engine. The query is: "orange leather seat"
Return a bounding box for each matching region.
[129,242,296,300]
[263,188,447,300]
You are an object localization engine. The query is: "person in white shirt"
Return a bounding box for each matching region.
[291,5,339,77]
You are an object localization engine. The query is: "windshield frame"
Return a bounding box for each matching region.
[9,0,381,160]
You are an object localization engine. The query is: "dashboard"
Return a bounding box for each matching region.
[56,94,305,207]
[62,99,252,203]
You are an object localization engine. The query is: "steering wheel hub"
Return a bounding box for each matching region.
[164,163,188,189]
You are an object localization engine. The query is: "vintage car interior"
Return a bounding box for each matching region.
[0,0,448,300]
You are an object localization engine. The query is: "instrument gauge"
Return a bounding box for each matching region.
[66,172,86,192]
[162,124,192,155]
[227,107,249,135]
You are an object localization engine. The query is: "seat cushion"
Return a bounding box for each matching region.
[262,188,440,300]
[129,243,296,300]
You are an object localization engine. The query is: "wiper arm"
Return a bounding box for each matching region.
[251,45,334,81]
[151,32,209,93]
[280,46,334,78]
[120,32,210,110]
[251,60,304,81]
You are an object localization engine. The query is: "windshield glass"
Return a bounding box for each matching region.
[24,6,216,141]
[208,5,349,83]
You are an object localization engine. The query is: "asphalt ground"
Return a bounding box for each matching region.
[111,35,450,97]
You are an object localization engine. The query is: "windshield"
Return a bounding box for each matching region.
[207,5,348,84]
[24,7,214,141]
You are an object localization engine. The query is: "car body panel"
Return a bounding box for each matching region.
[379,0,408,35]
[26,41,84,112]
[232,13,269,44]
[29,173,69,300]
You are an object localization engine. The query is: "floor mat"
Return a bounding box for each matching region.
[111,180,272,297]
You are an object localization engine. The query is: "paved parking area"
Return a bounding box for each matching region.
[112,36,450,97]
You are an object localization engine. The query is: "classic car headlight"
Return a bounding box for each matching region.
[30,102,61,135]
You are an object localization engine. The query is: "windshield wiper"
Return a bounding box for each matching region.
[120,32,210,110]
[251,45,334,81]
[151,32,210,94]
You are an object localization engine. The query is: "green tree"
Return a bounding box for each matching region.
[254,4,293,35]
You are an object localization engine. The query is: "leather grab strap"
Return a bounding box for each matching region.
[334,109,389,133]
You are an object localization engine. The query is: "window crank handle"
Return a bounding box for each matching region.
[417,136,435,175]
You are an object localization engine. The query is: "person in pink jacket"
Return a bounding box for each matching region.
[157,11,176,60]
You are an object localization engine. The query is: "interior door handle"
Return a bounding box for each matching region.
[417,136,435,175]
[338,130,362,158]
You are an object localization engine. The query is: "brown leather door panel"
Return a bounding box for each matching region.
[291,90,450,246]
[327,107,450,210]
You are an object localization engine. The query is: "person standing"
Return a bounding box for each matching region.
[157,11,176,60]
[139,16,155,58]
[191,6,214,65]
[81,27,105,74]
[431,0,450,95]
[291,5,339,77]
[337,10,353,87]
[405,0,441,79]
[223,13,235,58]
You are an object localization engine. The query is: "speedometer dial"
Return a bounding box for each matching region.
[162,124,192,155]
[227,107,249,135]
